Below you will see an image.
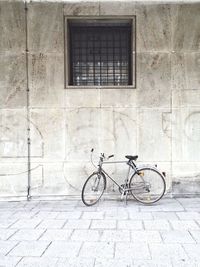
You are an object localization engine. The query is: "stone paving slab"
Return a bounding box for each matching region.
[90,219,116,229]
[144,219,171,230]
[101,230,130,242]
[152,211,179,220]
[160,230,196,244]
[183,244,200,260]
[131,230,162,243]
[8,241,51,257]
[0,240,18,255]
[0,229,18,240]
[133,259,173,267]
[149,243,188,260]
[36,219,66,229]
[39,229,73,241]
[10,219,42,229]
[190,230,200,243]
[82,211,104,220]
[34,211,59,219]
[0,198,200,266]
[80,242,114,258]
[56,211,82,220]
[117,219,143,230]
[71,229,100,242]
[64,219,91,229]
[0,219,18,229]
[115,242,151,259]
[0,256,21,267]
[129,211,153,220]
[172,260,200,267]
[9,229,45,241]
[95,258,133,267]
[169,220,200,231]
[18,257,95,267]
[176,212,200,220]
[43,241,81,258]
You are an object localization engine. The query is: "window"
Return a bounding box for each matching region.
[66,19,135,87]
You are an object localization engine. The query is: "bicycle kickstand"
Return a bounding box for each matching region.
[120,191,124,201]
[120,188,128,205]
[125,191,128,205]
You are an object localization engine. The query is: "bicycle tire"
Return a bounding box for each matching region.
[81,172,106,206]
[129,167,166,204]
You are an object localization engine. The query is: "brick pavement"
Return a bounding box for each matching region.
[0,198,200,266]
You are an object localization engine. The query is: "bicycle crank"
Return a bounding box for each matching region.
[119,184,131,195]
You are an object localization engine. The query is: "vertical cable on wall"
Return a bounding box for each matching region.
[25,1,31,201]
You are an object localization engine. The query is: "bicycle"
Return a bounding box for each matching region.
[81,149,166,206]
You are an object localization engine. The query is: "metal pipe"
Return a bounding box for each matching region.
[25,1,31,201]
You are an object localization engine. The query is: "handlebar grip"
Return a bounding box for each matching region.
[91,148,94,152]
[108,154,114,159]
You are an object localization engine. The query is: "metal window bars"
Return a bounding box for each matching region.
[69,22,132,86]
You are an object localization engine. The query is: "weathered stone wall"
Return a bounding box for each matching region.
[0,0,200,199]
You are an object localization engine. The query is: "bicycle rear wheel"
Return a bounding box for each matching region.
[129,167,166,204]
[81,172,106,206]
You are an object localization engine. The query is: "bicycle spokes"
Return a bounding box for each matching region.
[129,168,166,204]
[82,173,106,206]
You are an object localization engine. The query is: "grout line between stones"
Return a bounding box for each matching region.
[37,228,47,241]
[6,229,19,241]
[76,241,84,257]
[5,241,20,256]
[188,230,197,244]
[14,256,23,267]
[40,241,52,257]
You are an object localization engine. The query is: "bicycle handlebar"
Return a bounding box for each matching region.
[90,148,114,167]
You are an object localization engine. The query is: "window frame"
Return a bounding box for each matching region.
[64,16,136,89]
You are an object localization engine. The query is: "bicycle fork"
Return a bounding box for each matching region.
[92,173,101,191]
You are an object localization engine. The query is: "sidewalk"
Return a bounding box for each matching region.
[0,197,200,267]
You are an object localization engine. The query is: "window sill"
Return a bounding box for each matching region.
[65,85,136,90]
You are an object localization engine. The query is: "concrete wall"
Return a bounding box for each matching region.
[0,0,200,199]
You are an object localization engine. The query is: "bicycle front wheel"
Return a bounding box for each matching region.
[129,167,166,204]
[81,172,106,206]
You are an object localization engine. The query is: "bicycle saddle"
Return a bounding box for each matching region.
[125,155,138,161]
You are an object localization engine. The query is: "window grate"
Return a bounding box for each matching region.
[69,24,132,86]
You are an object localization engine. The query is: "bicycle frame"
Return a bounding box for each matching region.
[98,159,139,193]
[82,150,166,206]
